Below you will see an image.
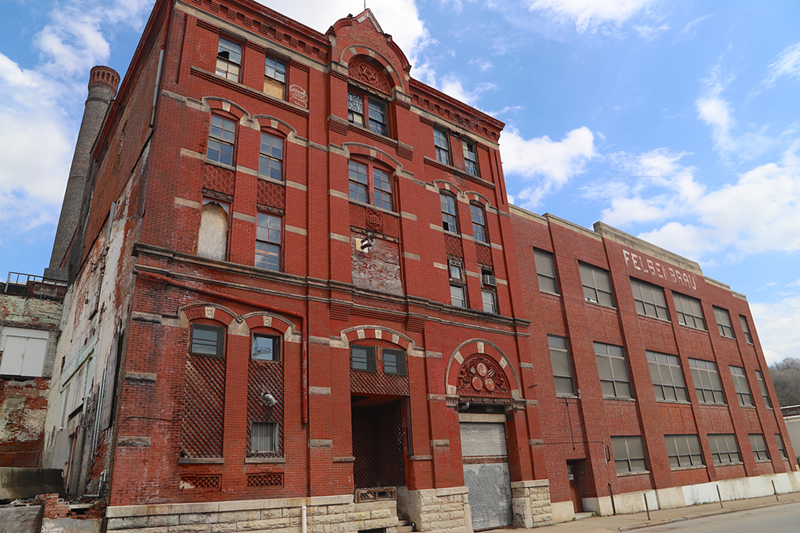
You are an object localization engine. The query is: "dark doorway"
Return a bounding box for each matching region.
[566,460,583,513]
[351,396,406,489]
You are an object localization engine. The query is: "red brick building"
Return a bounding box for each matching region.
[42,0,798,530]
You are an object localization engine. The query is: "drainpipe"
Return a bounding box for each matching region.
[135,270,309,423]
[150,0,174,127]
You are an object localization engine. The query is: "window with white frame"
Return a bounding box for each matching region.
[673,292,706,330]
[216,37,241,81]
[533,249,558,295]
[665,434,704,469]
[631,278,669,320]
[713,306,735,339]
[756,370,772,408]
[595,342,632,399]
[730,366,754,407]
[689,358,725,405]
[549,335,574,396]
[647,351,688,402]
[580,262,614,307]
[708,434,740,465]
[611,436,647,474]
[749,434,770,461]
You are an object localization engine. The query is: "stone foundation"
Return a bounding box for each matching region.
[510,480,553,528]
[106,495,400,533]
[396,486,471,533]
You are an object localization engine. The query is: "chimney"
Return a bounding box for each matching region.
[47,66,120,279]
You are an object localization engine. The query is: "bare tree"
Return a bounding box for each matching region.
[769,357,800,407]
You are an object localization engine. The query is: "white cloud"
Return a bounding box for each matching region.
[678,14,712,40]
[634,23,669,41]
[751,293,800,364]
[438,74,496,106]
[526,0,653,33]
[262,0,432,66]
[598,147,800,260]
[469,58,493,72]
[763,42,800,89]
[502,126,596,208]
[696,67,774,160]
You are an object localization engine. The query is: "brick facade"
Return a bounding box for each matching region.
[42,0,797,529]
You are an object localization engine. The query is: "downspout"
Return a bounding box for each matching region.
[150,0,174,127]
[136,270,309,423]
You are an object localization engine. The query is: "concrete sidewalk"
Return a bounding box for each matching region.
[494,491,800,532]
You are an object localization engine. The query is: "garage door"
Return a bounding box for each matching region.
[460,422,513,530]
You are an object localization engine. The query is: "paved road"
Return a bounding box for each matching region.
[642,501,800,532]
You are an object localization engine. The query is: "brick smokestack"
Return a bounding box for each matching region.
[48,65,120,275]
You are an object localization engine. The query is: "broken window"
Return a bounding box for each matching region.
[441,193,459,233]
[197,200,229,261]
[264,56,286,98]
[216,37,241,81]
[348,91,388,135]
[462,139,479,176]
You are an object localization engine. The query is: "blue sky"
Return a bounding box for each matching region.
[1,0,799,363]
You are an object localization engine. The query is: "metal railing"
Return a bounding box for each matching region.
[4,272,68,293]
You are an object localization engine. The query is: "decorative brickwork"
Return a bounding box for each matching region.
[349,58,392,94]
[257,179,285,210]
[247,472,283,487]
[203,164,235,196]
[445,234,464,257]
[475,242,493,266]
[457,354,510,397]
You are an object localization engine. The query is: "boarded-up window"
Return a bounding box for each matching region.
[0,327,49,377]
[197,200,228,261]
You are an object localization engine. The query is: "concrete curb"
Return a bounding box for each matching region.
[617,498,789,531]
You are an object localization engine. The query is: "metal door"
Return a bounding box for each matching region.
[460,422,513,530]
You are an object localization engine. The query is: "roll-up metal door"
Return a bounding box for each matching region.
[460,422,513,530]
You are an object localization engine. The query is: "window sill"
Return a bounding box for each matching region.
[617,470,650,478]
[556,394,580,400]
[671,465,706,471]
[714,462,744,467]
[656,400,692,405]
[256,174,285,186]
[179,458,224,464]
[540,290,561,298]
[347,122,398,148]
[585,299,616,310]
[637,313,672,324]
[739,405,757,410]
[604,397,636,402]
[348,198,399,217]
[205,159,236,172]
[245,457,286,464]
[678,323,708,333]
[423,156,495,189]
[698,402,728,407]
[755,459,772,463]
[719,335,737,342]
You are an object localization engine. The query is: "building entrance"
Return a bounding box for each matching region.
[460,420,513,530]
[566,460,584,513]
[351,396,407,489]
